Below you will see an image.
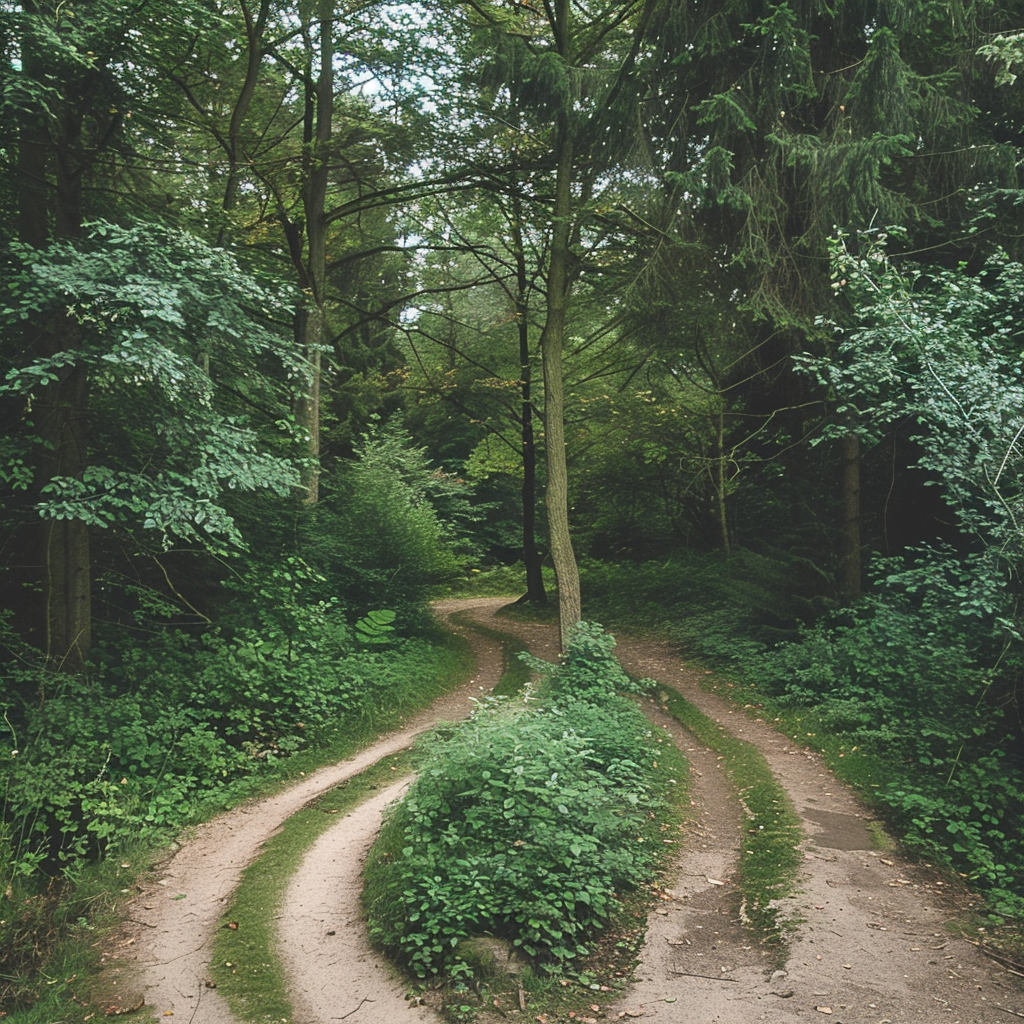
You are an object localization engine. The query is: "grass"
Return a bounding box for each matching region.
[437,565,557,600]
[647,686,803,944]
[447,608,536,698]
[3,635,474,1024]
[211,751,417,1022]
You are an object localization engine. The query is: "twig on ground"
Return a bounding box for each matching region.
[992,1005,1024,1019]
[334,996,376,1019]
[668,970,737,982]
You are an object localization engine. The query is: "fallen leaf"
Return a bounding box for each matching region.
[225,921,239,930]
[706,878,725,886]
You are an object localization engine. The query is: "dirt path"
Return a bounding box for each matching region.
[101,599,504,1024]
[496,613,1024,1024]
[104,598,1023,1024]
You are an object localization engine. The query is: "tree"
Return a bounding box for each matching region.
[456,0,655,648]
[3,0,153,666]
[640,0,1024,600]
[0,222,303,670]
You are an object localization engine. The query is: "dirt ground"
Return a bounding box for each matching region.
[102,597,1024,1024]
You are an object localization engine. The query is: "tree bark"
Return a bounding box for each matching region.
[17,4,92,670]
[293,0,332,504]
[540,105,581,651]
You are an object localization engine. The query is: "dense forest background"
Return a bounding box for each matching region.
[3,0,1024,1008]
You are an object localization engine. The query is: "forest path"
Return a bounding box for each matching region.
[104,597,1021,1024]
[460,601,1023,1024]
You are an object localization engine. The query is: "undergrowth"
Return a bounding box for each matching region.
[747,600,1024,920]
[0,633,472,1019]
[362,623,688,984]
[577,553,1024,927]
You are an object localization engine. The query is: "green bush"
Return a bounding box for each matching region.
[748,583,1024,918]
[363,625,680,980]
[307,419,484,620]
[0,628,450,882]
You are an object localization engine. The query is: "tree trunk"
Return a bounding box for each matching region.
[295,0,333,504]
[511,198,547,606]
[17,5,92,670]
[540,109,581,650]
[37,359,91,670]
[838,432,862,603]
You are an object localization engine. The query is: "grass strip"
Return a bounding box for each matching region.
[210,750,416,1024]
[211,623,531,1023]
[657,687,803,942]
[447,607,534,698]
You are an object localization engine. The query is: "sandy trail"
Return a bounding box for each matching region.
[606,634,1021,1023]
[102,599,504,1023]
[104,597,1023,1024]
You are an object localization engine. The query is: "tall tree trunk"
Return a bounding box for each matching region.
[294,0,332,504]
[838,432,862,603]
[511,198,547,606]
[17,5,91,669]
[540,107,581,650]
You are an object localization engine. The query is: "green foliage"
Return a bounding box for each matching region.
[978,31,1024,86]
[581,550,819,664]
[363,625,682,980]
[520,620,652,701]
[771,230,1024,917]
[749,561,1024,917]
[0,625,445,884]
[0,624,468,1011]
[310,418,484,617]
[355,609,398,645]
[0,220,303,548]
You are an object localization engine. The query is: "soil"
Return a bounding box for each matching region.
[100,597,1024,1024]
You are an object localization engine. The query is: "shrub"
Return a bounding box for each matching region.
[748,581,1024,918]
[581,550,820,665]
[363,625,679,980]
